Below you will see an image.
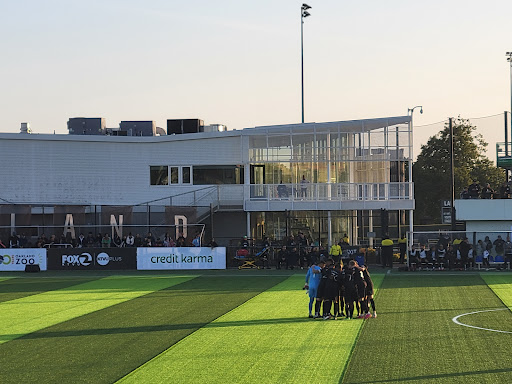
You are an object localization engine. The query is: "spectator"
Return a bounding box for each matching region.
[277,181,289,198]
[499,182,511,199]
[460,187,470,199]
[95,233,102,247]
[192,233,201,247]
[86,232,95,247]
[125,232,135,247]
[482,249,490,270]
[176,232,187,247]
[476,240,486,259]
[77,233,86,248]
[240,235,250,249]
[287,235,297,250]
[468,180,481,199]
[208,238,218,248]
[9,232,20,248]
[163,232,173,247]
[481,183,494,199]
[341,233,350,246]
[286,247,299,269]
[300,175,309,199]
[143,232,155,247]
[483,236,493,252]
[277,245,288,270]
[458,238,471,270]
[134,233,143,247]
[101,233,111,248]
[505,236,512,266]
[409,247,419,271]
[418,244,428,269]
[19,233,28,248]
[155,237,163,247]
[437,243,447,269]
[494,235,505,256]
[446,244,455,270]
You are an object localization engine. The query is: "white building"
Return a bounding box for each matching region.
[0,116,414,246]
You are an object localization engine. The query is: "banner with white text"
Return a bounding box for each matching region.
[137,247,226,270]
[0,249,47,271]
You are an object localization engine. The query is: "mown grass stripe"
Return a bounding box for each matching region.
[0,275,195,344]
[0,276,99,304]
[480,273,512,308]
[0,275,285,384]
[120,273,384,384]
[341,274,512,384]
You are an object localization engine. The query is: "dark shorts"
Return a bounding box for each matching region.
[344,288,357,302]
[323,284,339,301]
[365,284,374,297]
[356,283,367,300]
[316,281,326,299]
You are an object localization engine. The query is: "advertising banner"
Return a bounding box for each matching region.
[47,248,137,270]
[137,247,226,270]
[0,249,47,271]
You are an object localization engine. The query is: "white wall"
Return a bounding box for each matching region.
[0,133,243,205]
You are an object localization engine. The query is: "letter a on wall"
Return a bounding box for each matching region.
[63,214,76,239]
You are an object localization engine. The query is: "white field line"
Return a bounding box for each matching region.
[452,308,512,334]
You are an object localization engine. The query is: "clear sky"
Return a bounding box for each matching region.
[1,0,511,161]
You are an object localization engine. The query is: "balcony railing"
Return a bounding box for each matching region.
[247,182,412,202]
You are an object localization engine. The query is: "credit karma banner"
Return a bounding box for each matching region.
[0,249,47,271]
[137,247,226,270]
[47,248,137,270]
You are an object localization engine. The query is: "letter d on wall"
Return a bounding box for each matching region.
[174,215,188,239]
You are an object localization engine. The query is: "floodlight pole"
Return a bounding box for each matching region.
[407,106,423,253]
[301,4,311,124]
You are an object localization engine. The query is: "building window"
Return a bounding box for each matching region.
[193,165,244,185]
[182,166,191,184]
[170,167,179,184]
[150,166,168,185]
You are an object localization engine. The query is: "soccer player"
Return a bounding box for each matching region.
[335,263,345,318]
[322,259,340,320]
[304,260,322,318]
[314,260,328,318]
[362,265,377,318]
[349,260,371,319]
[342,261,357,319]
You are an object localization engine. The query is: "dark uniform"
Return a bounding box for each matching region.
[342,267,357,318]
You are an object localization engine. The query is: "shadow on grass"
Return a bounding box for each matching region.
[346,367,512,383]
[3,316,320,341]
[378,274,489,289]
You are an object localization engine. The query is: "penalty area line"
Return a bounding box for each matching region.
[452,308,512,334]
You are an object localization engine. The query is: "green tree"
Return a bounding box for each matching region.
[413,116,505,224]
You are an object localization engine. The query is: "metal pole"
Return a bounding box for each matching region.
[449,117,456,230]
[301,11,304,124]
[506,111,510,181]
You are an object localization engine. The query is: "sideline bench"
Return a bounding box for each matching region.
[475,255,510,270]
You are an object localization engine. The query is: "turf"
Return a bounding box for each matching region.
[120,274,384,384]
[0,275,195,344]
[341,274,512,384]
[0,275,285,384]
[480,274,512,308]
[0,276,98,303]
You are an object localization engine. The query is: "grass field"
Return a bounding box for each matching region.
[0,270,511,383]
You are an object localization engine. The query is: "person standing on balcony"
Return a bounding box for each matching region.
[468,180,481,199]
[300,175,309,199]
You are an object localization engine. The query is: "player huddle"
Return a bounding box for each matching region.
[304,259,376,320]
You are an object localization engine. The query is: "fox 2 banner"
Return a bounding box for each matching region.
[137,247,226,270]
[47,248,137,270]
[0,249,47,271]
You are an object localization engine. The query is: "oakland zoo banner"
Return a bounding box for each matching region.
[137,247,226,270]
[0,249,47,271]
